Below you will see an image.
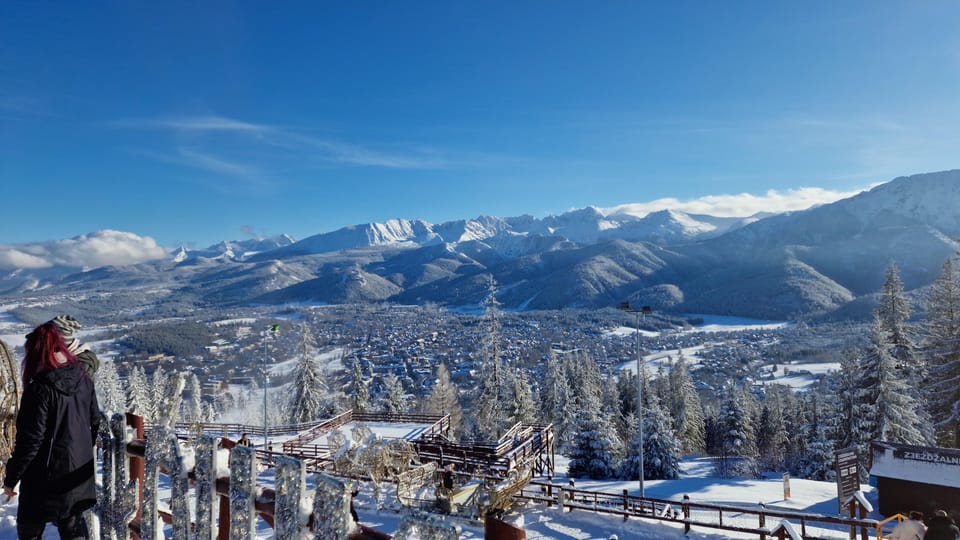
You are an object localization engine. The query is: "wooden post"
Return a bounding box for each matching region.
[847,499,856,540]
[126,412,145,534]
[858,502,869,540]
[759,502,766,540]
[217,497,230,540]
[683,494,691,534]
[623,488,629,514]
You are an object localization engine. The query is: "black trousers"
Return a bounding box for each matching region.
[17,513,88,540]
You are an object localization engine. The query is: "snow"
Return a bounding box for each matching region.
[267,347,347,377]
[681,314,790,333]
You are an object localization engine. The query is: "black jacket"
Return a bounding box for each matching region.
[3,362,100,521]
[925,515,960,540]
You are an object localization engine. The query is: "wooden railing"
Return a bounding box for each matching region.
[515,480,880,540]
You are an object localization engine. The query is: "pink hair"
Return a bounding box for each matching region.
[22,322,77,383]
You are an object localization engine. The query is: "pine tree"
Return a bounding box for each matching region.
[621,393,681,480]
[567,391,621,479]
[347,355,370,413]
[96,359,126,416]
[379,372,407,414]
[425,363,463,437]
[857,315,928,445]
[922,257,960,447]
[182,372,204,426]
[756,386,792,471]
[797,387,836,481]
[287,324,330,423]
[539,349,574,448]
[877,262,915,371]
[127,366,151,422]
[718,385,758,478]
[836,349,862,450]
[507,368,537,426]
[472,278,509,439]
[667,353,705,455]
[139,365,167,423]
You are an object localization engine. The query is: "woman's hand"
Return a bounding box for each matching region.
[2,486,15,502]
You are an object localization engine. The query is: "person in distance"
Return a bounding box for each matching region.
[889,511,926,540]
[924,510,960,540]
[2,322,100,540]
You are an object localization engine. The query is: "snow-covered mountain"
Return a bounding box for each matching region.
[3,169,959,320]
[174,234,297,262]
[258,206,759,261]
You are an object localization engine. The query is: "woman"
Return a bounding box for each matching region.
[2,322,100,540]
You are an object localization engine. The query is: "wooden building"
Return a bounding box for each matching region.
[870,441,960,519]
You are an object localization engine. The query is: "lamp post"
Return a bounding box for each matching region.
[619,302,652,498]
[264,324,280,450]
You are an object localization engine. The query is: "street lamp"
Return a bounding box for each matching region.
[619,302,652,499]
[263,324,280,450]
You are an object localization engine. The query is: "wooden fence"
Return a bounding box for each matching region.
[515,480,880,540]
[95,413,460,540]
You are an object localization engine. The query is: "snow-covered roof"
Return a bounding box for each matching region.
[870,441,960,489]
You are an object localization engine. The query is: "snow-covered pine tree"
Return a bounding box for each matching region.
[127,365,151,422]
[621,393,681,480]
[667,352,705,455]
[425,362,463,437]
[796,385,836,481]
[756,385,792,471]
[96,359,126,416]
[287,325,330,423]
[922,257,960,447]
[182,372,204,428]
[567,390,621,479]
[472,277,510,439]
[876,262,916,373]
[156,371,185,428]
[857,314,928,446]
[145,365,168,422]
[539,348,574,448]
[876,262,932,433]
[507,368,537,426]
[347,355,370,413]
[836,348,862,451]
[379,372,407,414]
[718,384,758,478]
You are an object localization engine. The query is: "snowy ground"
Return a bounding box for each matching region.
[0,453,879,539]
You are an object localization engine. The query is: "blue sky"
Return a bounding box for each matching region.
[2,1,959,252]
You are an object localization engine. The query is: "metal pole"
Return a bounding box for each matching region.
[636,310,644,499]
[263,336,269,449]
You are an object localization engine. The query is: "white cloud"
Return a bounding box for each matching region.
[0,230,168,270]
[604,186,874,218]
[120,113,455,170]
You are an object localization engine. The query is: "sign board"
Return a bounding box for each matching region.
[783,473,791,500]
[835,447,860,512]
[892,447,960,466]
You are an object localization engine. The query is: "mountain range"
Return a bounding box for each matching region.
[3,170,959,320]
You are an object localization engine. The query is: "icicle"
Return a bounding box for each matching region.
[274,455,307,540]
[310,474,351,539]
[229,445,258,540]
[94,413,137,540]
[194,435,220,540]
[143,427,189,540]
